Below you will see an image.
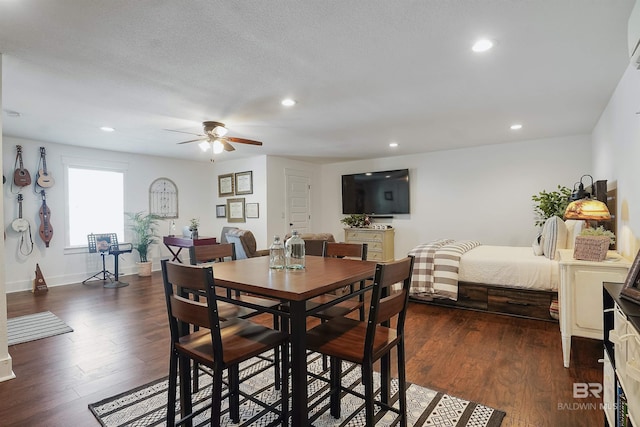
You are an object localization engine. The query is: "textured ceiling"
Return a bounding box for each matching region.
[0,1,635,163]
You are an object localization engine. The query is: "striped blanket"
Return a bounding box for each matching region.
[408,239,481,300]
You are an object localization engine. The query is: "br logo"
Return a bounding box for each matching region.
[573,383,602,398]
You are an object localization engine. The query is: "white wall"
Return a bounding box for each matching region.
[593,64,640,259]
[2,136,214,292]
[318,135,592,259]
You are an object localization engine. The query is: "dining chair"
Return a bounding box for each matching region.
[161,260,289,426]
[305,256,415,426]
[188,242,283,390]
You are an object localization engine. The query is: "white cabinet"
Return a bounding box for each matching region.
[557,249,630,368]
[344,228,395,262]
[604,283,640,426]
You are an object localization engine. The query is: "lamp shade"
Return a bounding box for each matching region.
[564,199,611,221]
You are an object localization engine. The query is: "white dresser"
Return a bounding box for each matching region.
[557,249,631,368]
[344,228,395,262]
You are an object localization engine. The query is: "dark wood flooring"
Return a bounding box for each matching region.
[0,272,603,426]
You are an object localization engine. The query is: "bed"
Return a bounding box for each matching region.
[408,218,586,321]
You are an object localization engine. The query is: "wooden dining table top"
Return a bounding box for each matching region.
[210,255,376,301]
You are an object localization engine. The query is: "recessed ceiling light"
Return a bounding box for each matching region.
[100,126,115,132]
[510,124,523,130]
[472,39,494,53]
[281,98,296,107]
[389,142,398,148]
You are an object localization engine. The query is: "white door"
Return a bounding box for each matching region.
[285,169,311,235]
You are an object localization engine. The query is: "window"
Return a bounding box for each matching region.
[65,158,127,247]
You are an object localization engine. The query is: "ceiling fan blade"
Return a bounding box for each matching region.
[177,137,207,144]
[164,129,205,137]
[222,140,235,152]
[227,137,263,146]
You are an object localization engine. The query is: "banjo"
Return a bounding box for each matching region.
[12,194,29,233]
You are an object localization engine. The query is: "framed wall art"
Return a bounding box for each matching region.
[227,198,245,223]
[621,250,640,305]
[218,173,234,197]
[235,171,253,195]
[149,177,178,218]
[246,203,259,218]
[216,204,226,218]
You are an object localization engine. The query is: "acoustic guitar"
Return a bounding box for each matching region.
[39,190,53,247]
[13,145,32,187]
[36,147,54,188]
[11,194,29,233]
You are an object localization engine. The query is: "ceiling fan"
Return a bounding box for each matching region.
[172,121,263,154]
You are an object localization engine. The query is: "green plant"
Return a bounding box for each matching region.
[531,185,571,228]
[189,218,200,231]
[126,211,161,263]
[340,214,370,228]
[580,226,616,245]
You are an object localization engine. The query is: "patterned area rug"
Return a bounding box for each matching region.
[89,354,505,427]
[7,311,73,346]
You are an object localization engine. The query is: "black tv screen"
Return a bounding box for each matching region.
[342,169,410,215]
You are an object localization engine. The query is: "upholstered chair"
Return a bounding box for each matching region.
[224,229,269,259]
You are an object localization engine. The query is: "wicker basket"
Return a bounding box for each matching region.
[573,235,610,261]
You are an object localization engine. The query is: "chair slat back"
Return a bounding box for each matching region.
[161,260,224,356]
[323,242,368,260]
[189,242,236,265]
[365,256,415,353]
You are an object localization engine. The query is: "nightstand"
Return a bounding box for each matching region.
[557,249,631,368]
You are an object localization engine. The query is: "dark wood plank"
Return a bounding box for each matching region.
[0,272,603,426]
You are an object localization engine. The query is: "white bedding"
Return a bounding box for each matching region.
[458,245,559,291]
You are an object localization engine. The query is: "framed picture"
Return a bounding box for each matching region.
[218,173,234,197]
[621,251,640,305]
[235,171,253,195]
[246,203,259,218]
[227,198,245,223]
[216,204,226,218]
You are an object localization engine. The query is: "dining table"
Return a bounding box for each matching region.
[210,255,377,426]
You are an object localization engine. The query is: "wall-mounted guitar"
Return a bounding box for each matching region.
[36,147,54,188]
[39,190,53,247]
[13,145,32,187]
[13,194,34,255]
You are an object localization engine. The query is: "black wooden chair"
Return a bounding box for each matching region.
[306,256,415,426]
[161,260,289,426]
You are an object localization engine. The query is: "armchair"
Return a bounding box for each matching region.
[225,228,269,259]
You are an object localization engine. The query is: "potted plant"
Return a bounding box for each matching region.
[531,185,572,228]
[340,214,371,228]
[574,226,616,261]
[189,218,200,239]
[126,211,161,276]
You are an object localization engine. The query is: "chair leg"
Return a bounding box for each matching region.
[273,314,281,390]
[329,356,342,418]
[167,351,178,427]
[363,361,375,426]
[228,365,240,423]
[211,367,224,426]
[397,342,407,427]
[178,354,193,427]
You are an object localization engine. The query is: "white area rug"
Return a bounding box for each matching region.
[7,311,73,346]
[89,353,505,427]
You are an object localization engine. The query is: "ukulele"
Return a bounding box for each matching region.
[11,194,29,233]
[13,145,32,187]
[39,190,53,247]
[36,147,54,188]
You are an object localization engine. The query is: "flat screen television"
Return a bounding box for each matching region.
[341,169,410,215]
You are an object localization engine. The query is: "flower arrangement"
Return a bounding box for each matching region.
[340,214,371,228]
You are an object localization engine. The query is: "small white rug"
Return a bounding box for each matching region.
[7,311,73,346]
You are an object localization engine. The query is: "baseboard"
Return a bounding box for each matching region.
[0,354,16,383]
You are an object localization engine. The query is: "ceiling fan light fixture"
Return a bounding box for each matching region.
[198,141,210,152]
[212,125,228,137]
[212,139,225,154]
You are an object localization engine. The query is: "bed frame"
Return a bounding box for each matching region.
[410,281,557,322]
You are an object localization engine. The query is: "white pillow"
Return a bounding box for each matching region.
[532,234,543,256]
[541,216,568,260]
[564,220,586,249]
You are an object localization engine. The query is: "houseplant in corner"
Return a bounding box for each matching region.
[126,211,161,276]
[531,185,572,228]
